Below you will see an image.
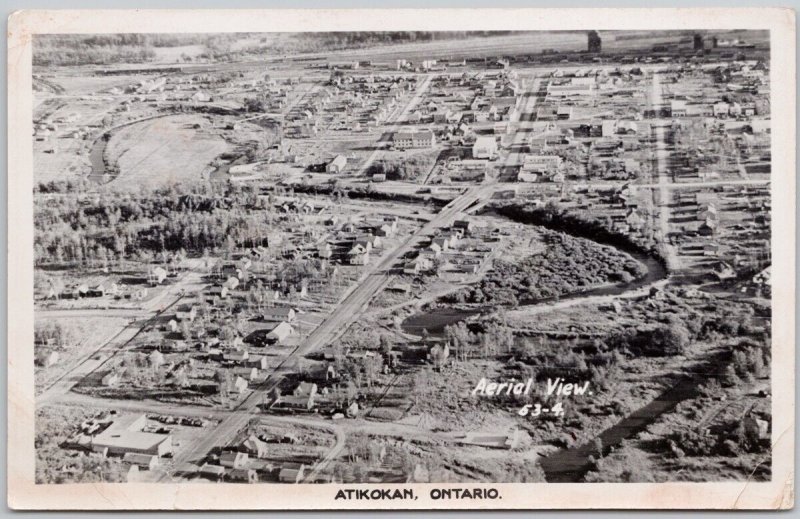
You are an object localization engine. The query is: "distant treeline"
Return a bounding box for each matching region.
[34,35,159,66]
[34,31,518,66]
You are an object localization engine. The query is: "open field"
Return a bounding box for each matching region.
[105,114,230,190]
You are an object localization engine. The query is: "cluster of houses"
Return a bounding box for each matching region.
[318,215,399,266]
[403,219,495,277]
[40,276,149,302]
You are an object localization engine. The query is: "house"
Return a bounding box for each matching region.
[36,350,60,368]
[472,136,498,159]
[91,414,173,457]
[273,394,315,411]
[263,307,296,323]
[232,376,249,394]
[278,463,307,483]
[175,305,197,322]
[327,155,348,174]
[713,102,730,117]
[101,370,123,387]
[743,414,770,440]
[698,203,718,222]
[199,463,227,481]
[228,468,258,483]
[403,260,423,275]
[317,243,333,259]
[223,349,249,362]
[601,120,617,137]
[220,451,249,469]
[453,220,474,234]
[267,322,294,344]
[626,209,644,230]
[191,91,211,103]
[148,267,168,285]
[670,100,688,117]
[239,434,269,458]
[247,355,268,370]
[557,105,573,120]
[224,276,240,290]
[431,237,450,251]
[293,382,318,399]
[699,218,718,236]
[208,285,229,299]
[392,131,435,149]
[711,261,736,281]
[148,350,165,368]
[234,366,259,381]
[348,244,370,265]
[123,452,160,470]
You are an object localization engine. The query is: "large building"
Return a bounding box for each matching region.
[392,131,435,149]
[91,414,173,457]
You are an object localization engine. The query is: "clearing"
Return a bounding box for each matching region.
[105,114,230,190]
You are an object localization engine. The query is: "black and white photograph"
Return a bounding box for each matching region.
[7,8,795,510]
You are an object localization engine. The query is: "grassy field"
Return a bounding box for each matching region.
[106,114,230,190]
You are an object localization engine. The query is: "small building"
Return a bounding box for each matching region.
[208,285,229,299]
[557,105,573,120]
[175,305,197,322]
[267,322,294,344]
[123,452,160,471]
[293,382,318,399]
[670,100,688,117]
[453,220,474,234]
[278,464,306,483]
[36,350,60,368]
[234,366,259,381]
[220,451,249,469]
[101,370,122,387]
[148,267,168,286]
[228,468,258,483]
[327,155,348,174]
[199,463,226,481]
[247,355,268,370]
[232,376,249,394]
[263,307,296,323]
[472,136,498,159]
[239,434,269,458]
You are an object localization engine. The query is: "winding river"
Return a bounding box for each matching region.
[401,239,667,336]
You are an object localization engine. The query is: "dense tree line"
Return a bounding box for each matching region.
[33,183,279,266]
[452,228,646,307]
[488,201,666,265]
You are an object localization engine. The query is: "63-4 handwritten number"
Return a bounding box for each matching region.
[518,402,564,417]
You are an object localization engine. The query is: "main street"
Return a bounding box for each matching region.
[650,73,681,271]
[354,73,434,177]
